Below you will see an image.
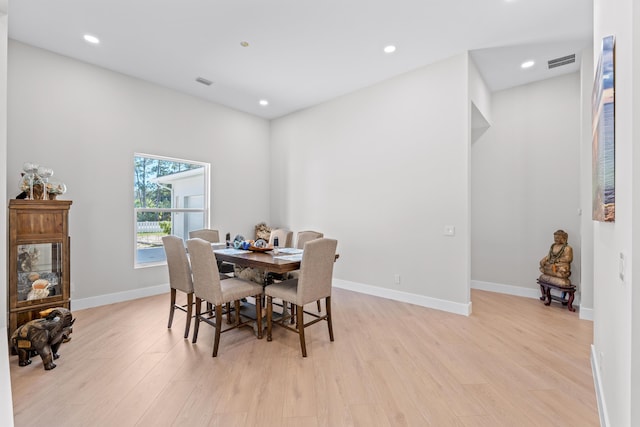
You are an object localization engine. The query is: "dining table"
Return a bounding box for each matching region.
[211,247,307,334]
[212,246,339,334]
[212,247,305,278]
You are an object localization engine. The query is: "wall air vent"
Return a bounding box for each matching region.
[547,54,576,69]
[195,77,213,86]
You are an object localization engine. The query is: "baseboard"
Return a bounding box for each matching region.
[333,279,472,316]
[72,279,474,317]
[471,280,542,299]
[579,307,594,321]
[71,284,168,310]
[591,344,610,427]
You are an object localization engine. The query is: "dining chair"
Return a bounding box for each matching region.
[264,228,294,285]
[189,228,220,243]
[292,230,324,312]
[265,238,338,357]
[268,228,293,248]
[186,238,264,357]
[189,228,235,277]
[162,235,194,339]
[296,230,324,248]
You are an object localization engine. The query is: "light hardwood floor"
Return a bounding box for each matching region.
[10,289,599,426]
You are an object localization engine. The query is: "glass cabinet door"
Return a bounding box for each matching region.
[16,242,63,302]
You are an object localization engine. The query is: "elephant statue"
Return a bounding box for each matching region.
[11,307,75,370]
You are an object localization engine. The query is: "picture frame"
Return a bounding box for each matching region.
[592,35,616,222]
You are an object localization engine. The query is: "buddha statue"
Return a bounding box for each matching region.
[539,229,573,287]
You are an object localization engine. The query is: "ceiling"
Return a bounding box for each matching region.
[8,0,593,120]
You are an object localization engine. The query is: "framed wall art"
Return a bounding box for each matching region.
[592,35,615,222]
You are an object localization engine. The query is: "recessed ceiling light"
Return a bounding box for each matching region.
[521,60,535,69]
[240,41,249,47]
[259,99,269,107]
[383,45,396,54]
[83,34,100,44]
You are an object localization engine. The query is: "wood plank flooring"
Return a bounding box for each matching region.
[9,289,599,426]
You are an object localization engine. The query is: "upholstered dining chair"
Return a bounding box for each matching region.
[189,228,234,277]
[296,230,324,249]
[265,238,338,357]
[292,231,324,311]
[189,228,220,243]
[162,235,194,339]
[186,238,264,357]
[264,228,294,284]
[268,228,293,248]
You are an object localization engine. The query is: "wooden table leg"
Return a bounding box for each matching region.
[544,287,552,306]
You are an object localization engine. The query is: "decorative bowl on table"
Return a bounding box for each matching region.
[247,246,272,252]
[247,238,272,252]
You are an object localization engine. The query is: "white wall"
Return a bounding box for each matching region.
[7,41,271,305]
[0,1,13,425]
[632,2,640,423]
[270,54,472,312]
[471,74,582,299]
[591,0,637,425]
[468,58,492,126]
[579,47,595,318]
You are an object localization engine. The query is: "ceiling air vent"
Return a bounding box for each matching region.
[547,54,576,69]
[195,76,213,86]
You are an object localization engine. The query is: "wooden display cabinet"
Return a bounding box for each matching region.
[8,199,72,336]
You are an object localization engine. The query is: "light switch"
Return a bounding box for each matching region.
[444,225,455,236]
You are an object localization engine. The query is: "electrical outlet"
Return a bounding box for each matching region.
[620,252,625,281]
[394,274,401,285]
[444,225,455,236]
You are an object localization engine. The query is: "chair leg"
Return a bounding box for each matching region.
[326,296,334,342]
[316,299,322,312]
[184,292,193,339]
[213,305,223,357]
[255,293,263,339]
[235,300,241,326]
[266,296,273,341]
[297,305,307,357]
[226,302,232,324]
[290,302,296,324]
[168,288,177,329]
[192,297,202,344]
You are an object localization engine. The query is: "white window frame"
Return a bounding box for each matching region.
[134,153,210,268]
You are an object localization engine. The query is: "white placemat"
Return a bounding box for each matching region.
[213,248,251,255]
[276,248,303,254]
[274,254,303,262]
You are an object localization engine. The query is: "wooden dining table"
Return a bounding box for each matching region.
[212,246,339,335]
[211,247,305,334]
[212,248,304,276]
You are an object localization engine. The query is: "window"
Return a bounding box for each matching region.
[134,153,209,267]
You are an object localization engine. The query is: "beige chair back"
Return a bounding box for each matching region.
[186,238,224,305]
[269,228,293,247]
[296,230,324,249]
[189,229,220,243]
[298,238,338,305]
[162,236,193,294]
